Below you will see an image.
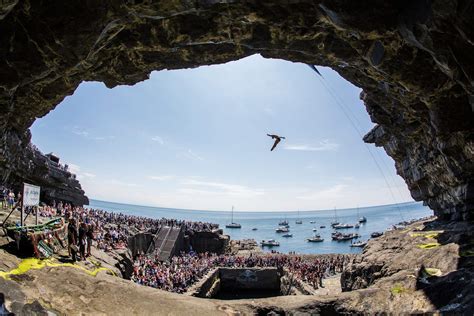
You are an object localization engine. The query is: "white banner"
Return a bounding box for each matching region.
[23,183,40,206]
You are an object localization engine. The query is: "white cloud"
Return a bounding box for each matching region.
[107,179,140,187]
[148,175,174,181]
[151,136,165,145]
[65,163,95,180]
[181,179,264,197]
[177,149,204,161]
[284,139,339,152]
[67,163,81,175]
[72,127,114,141]
[73,130,89,137]
[297,184,348,200]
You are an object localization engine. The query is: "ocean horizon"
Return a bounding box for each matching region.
[87,199,432,255]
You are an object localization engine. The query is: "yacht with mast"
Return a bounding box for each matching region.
[331,207,340,227]
[225,206,241,228]
[295,210,303,224]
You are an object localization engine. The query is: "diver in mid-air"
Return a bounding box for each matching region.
[267,134,285,151]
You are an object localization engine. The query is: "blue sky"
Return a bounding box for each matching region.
[31,55,413,211]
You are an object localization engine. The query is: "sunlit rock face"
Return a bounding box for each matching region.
[0,0,472,217]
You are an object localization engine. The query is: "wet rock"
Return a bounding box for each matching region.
[0,1,473,219]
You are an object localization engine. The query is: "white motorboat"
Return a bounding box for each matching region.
[276,226,289,233]
[261,239,280,247]
[333,223,354,229]
[307,234,324,242]
[350,240,367,247]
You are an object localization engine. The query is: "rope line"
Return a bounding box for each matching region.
[308,65,405,222]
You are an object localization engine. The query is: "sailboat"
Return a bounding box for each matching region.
[331,207,340,227]
[225,206,241,228]
[295,210,303,224]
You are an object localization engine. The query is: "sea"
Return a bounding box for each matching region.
[87,199,432,255]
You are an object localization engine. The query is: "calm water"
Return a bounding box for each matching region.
[87,199,432,255]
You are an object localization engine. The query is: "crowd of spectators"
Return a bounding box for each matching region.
[0,187,21,210]
[31,202,219,260]
[131,252,349,293]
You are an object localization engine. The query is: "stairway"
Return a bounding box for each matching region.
[157,226,185,262]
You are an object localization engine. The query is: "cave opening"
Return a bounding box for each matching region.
[30,54,412,213]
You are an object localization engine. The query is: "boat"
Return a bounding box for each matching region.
[371,232,383,238]
[332,232,359,241]
[333,223,354,229]
[276,226,289,233]
[252,228,258,231]
[354,223,360,229]
[320,225,326,228]
[309,220,316,224]
[312,228,318,232]
[331,207,339,227]
[278,219,289,227]
[282,233,293,238]
[357,207,367,223]
[261,239,280,247]
[307,234,324,242]
[295,211,303,224]
[350,240,367,247]
[225,206,241,228]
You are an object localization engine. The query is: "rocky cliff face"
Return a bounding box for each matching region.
[0,0,473,218]
[1,129,88,205]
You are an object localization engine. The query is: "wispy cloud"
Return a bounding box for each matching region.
[297,184,347,200]
[72,127,114,141]
[66,163,96,180]
[181,179,264,197]
[284,139,339,152]
[107,179,140,187]
[151,136,165,145]
[177,149,204,161]
[148,175,174,181]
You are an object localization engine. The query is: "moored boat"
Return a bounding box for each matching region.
[282,233,293,238]
[226,206,241,229]
[333,223,354,229]
[307,234,324,242]
[371,231,383,238]
[350,240,367,247]
[276,226,289,233]
[261,239,280,247]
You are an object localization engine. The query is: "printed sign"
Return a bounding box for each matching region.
[237,269,258,283]
[23,183,40,206]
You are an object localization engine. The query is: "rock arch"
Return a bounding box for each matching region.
[0,0,473,219]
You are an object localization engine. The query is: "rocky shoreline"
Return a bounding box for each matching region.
[1,216,473,315]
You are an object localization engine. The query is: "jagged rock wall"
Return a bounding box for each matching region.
[189,231,229,254]
[0,129,88,205]
[0,1,473,218]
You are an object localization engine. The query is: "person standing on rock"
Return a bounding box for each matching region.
[86,224,94,257]
[78,222,87,261]
[68,218,78,262]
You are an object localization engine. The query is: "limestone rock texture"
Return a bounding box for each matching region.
[1,218,473,314]
[0,0,473,216]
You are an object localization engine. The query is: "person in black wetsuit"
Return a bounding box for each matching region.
[78,222,87,261]
[67,219,78,262]
[86,224,94,257]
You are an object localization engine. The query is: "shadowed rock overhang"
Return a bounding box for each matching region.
[0,0,473,217]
